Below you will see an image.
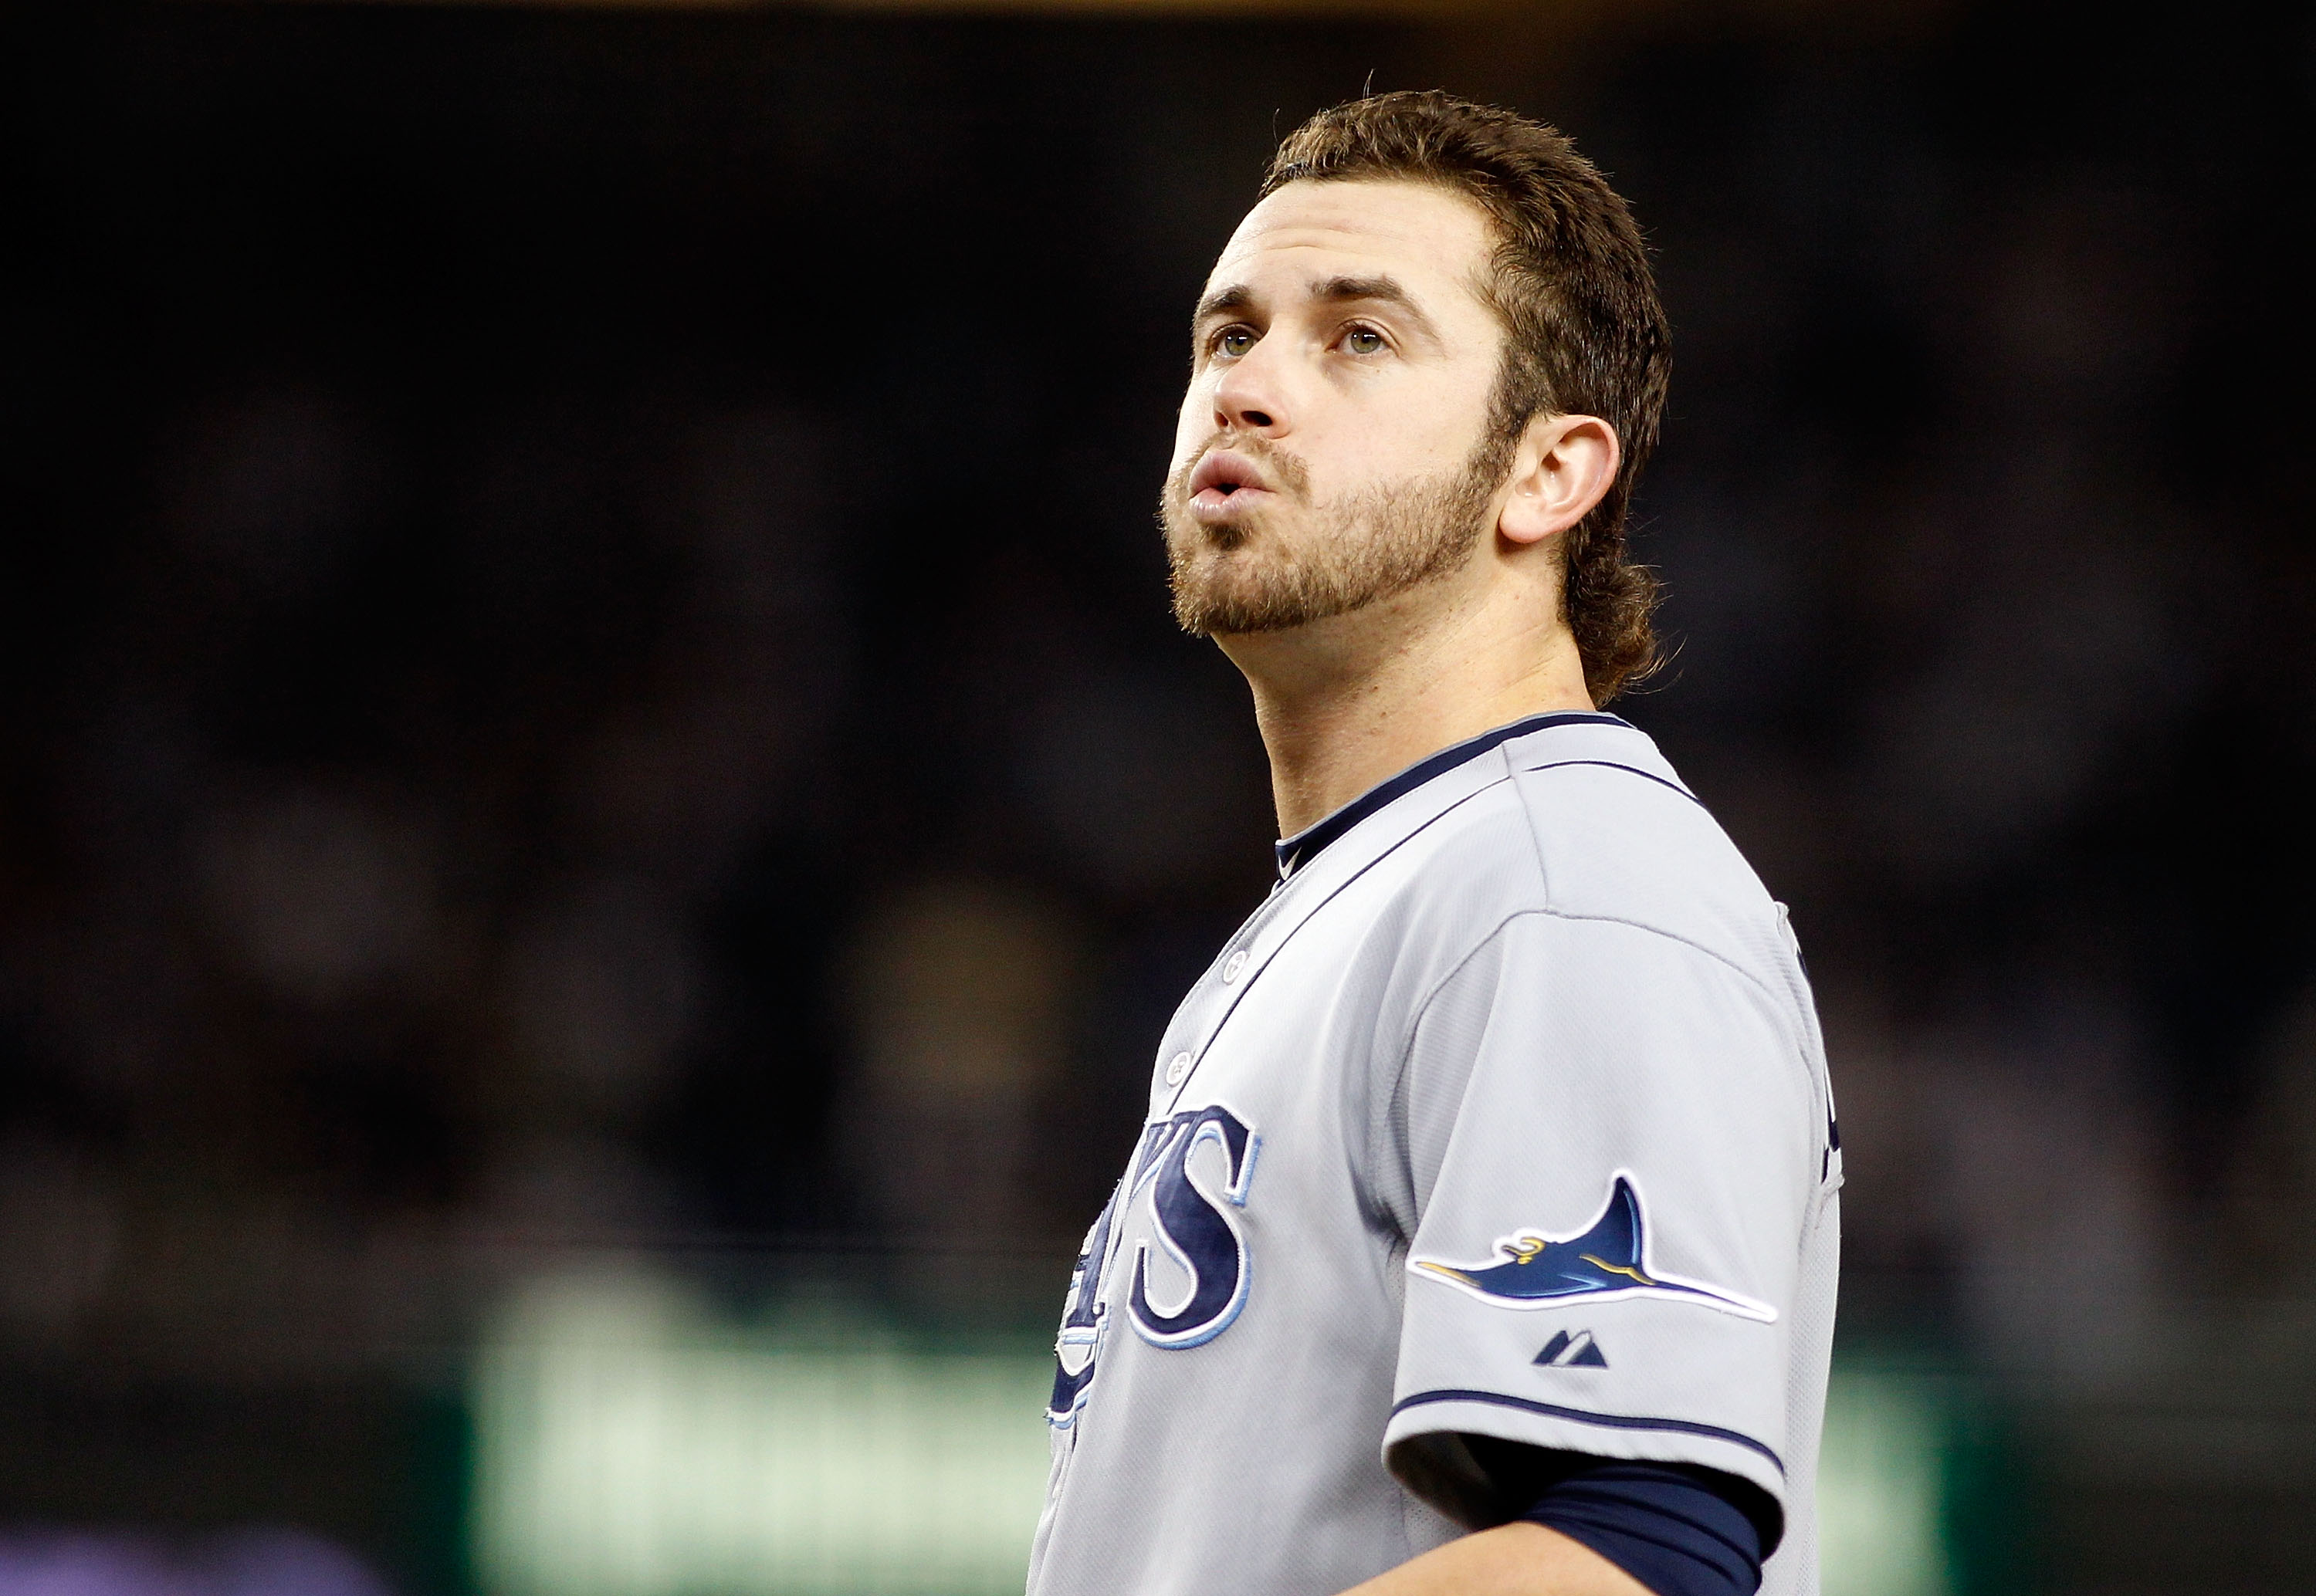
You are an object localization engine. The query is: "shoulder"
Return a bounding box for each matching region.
[1274,718,1809,1017]
[1498,722,1800,1007]
[1370,720,1797,1002]
[1331,777,1548,964]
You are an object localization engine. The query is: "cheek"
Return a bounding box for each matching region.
[1176,376,1217,431]
[1323,411,1474,489]
[1329,366,1489,457]
[1393,400,1493,478]
[1171,392,1217,463]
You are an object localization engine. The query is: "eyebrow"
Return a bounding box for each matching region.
[1192,283,1256,327]
[1312,275,1439,340]
[1190,273,1444,346]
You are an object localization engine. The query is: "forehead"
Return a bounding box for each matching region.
[1206,178,1497,306]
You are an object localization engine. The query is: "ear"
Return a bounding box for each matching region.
[1496,413,1620,548]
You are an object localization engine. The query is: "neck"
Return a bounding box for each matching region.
[1218,563,1595,839]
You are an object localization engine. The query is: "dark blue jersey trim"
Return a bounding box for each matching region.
[1275,712,1630,878]
[1391,1388,1786,1475]
[1526,759,1705,807]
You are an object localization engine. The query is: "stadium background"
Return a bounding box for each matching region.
[3,1,2313,1591]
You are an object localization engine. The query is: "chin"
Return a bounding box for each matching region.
[1163,506,1327,635]
[1165,495,1256,554]
[1171,570,1261,637]
[1171,560,1330,637]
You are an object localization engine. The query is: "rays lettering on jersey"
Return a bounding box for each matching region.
[1046,1103,1261,1426]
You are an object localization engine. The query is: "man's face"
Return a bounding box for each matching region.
[1162,178,1512,636]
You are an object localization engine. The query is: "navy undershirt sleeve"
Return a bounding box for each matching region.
[1464,1436,1773,1596]
[1519,1459,1765,1596]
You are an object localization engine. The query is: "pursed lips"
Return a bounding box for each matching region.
[1186,449,1276,519]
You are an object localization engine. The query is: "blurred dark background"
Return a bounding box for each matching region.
[2,2,2314,1592]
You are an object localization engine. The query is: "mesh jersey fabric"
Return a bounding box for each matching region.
[1026,717,1840,1596]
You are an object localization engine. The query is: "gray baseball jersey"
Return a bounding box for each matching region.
[1027,712,1840,1596]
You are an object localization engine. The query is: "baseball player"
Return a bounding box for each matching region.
[1028,93,1838,1596]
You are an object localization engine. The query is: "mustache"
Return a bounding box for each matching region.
[1168,431,1312,502]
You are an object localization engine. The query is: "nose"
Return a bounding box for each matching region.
[1211,342,1288,438]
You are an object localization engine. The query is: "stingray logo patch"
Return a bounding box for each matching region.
[1410,1173,1775,1323]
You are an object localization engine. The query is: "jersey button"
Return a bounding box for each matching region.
[1221,949,1249,983]
[1164,1051,1192,1086]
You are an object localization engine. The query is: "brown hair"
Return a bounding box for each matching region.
[1264,91,1669,702]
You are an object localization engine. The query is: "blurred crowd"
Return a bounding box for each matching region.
[3,0,2313,1404]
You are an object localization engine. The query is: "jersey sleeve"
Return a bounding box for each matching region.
[1379,909,1823,1537]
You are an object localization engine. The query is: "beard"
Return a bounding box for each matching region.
[1160,432,1508,637]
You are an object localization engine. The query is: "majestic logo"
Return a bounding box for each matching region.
[1047,1103,1261,1427]
[1535,1328,1607,1368]
[1410,1173,1776,1323]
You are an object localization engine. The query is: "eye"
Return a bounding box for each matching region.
[1213,326,1258,360]
[1341,325,1387,356]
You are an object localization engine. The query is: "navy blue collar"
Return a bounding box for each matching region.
[1273,711,1631,879]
